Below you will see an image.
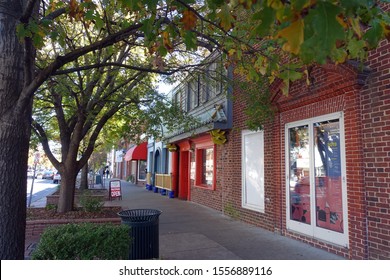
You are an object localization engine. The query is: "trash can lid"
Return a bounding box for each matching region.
[118,209,162,222]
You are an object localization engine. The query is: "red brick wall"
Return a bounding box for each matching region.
[361,38,390,259]
[188,22,390,259]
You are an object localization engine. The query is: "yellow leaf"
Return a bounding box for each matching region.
[228,49,236,57]
[281,81,289,96]
[303,69,310,86]
[336,15,348,29]
[277,19,304,55]
[162,31,173,52]
[267,0,283,10]
[349,17,362,39]
[381,23,390,41]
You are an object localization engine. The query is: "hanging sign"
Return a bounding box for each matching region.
[109,180,122,200]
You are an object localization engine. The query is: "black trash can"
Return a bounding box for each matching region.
[118,209,162,260]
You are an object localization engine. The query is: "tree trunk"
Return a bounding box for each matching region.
[80,163,88,190]
[57,169,78,213]
[0,0,32,259]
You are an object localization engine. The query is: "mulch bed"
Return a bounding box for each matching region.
[26,206,122,220]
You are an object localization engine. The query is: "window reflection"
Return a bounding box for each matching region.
[314,120,343,233]
[202,148,213,186]
[289,125,311,224]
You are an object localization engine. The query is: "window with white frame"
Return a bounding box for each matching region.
[286,112,348,247]
[242,130,265,213]
[195,143,215,190]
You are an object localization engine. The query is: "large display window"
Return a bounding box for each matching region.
[286,112,348,247]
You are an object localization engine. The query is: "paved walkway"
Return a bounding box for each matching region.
[26,180,345,260]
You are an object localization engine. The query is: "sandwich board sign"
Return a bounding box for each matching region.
[109,180,122,200]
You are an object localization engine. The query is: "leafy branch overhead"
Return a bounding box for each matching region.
[17,0,389,96]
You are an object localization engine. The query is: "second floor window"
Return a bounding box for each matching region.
[187,78,199,111]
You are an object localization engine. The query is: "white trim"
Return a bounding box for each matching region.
[241,130,265,213]
[285,112,349,247]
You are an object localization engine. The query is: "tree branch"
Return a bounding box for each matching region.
[31,119,60,168]
[17,22,144,116]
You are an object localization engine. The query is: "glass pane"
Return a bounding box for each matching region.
[138,160,147,180]
[314,120,344,233]
[202,148,213,186]
[289,125,311,224]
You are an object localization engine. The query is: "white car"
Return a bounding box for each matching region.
[53,172,61,184]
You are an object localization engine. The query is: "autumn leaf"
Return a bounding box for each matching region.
[69,0,84,21]
[382,24,390,41]
[217,4,235,31]
[277,19,304,55]
[349,17,362,39]
[162,31,173,52]
[181,9,197,30]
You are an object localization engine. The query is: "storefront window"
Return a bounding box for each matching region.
[314,120,343,233]
[138,160,147,181]
[286,113,347,247]
[289,125,311,225]
[202,148,213,186]
[195,147,214,189]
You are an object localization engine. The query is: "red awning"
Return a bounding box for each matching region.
[124,142,147,161]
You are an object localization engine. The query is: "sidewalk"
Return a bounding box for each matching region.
[26,179,345,260]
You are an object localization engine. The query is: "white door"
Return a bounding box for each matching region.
[286,112,348,247]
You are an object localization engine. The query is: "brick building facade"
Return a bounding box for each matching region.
[149,31,389,259]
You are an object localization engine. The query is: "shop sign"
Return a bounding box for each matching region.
[109,180,122,200]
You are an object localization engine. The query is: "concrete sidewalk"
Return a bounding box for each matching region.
[26,180,344,260]
[104,180,344,260]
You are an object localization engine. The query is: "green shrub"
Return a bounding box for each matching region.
[45,204,57,211]
[79,191,104,212]
[31,223,130,260]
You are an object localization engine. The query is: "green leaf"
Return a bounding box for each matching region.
[32,33,44,48]
[121,0,142,11]
[49,31,59,41]
[217,4,235,31]
[16,24,32,39]
[332,48,348,64]
[184,31,197,51]
[85,10,94,21]
[251,6,276,37]
[300,2,346,63]
[291,0,311,11]
[94,16,104,30]
[158,45,168,56]
[363,20,384,49]
[278,68,302,82]
[347,37,366,59]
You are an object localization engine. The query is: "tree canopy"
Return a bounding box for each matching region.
[17,0,390,94]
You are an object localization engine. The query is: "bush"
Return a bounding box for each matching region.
[31,223,130,260]
[79,191,104,212]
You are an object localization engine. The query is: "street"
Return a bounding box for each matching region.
[26,178,58,207]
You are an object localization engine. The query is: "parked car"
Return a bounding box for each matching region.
[42,170,55,180]
[34,169,44,179]
[53,172,61,184]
